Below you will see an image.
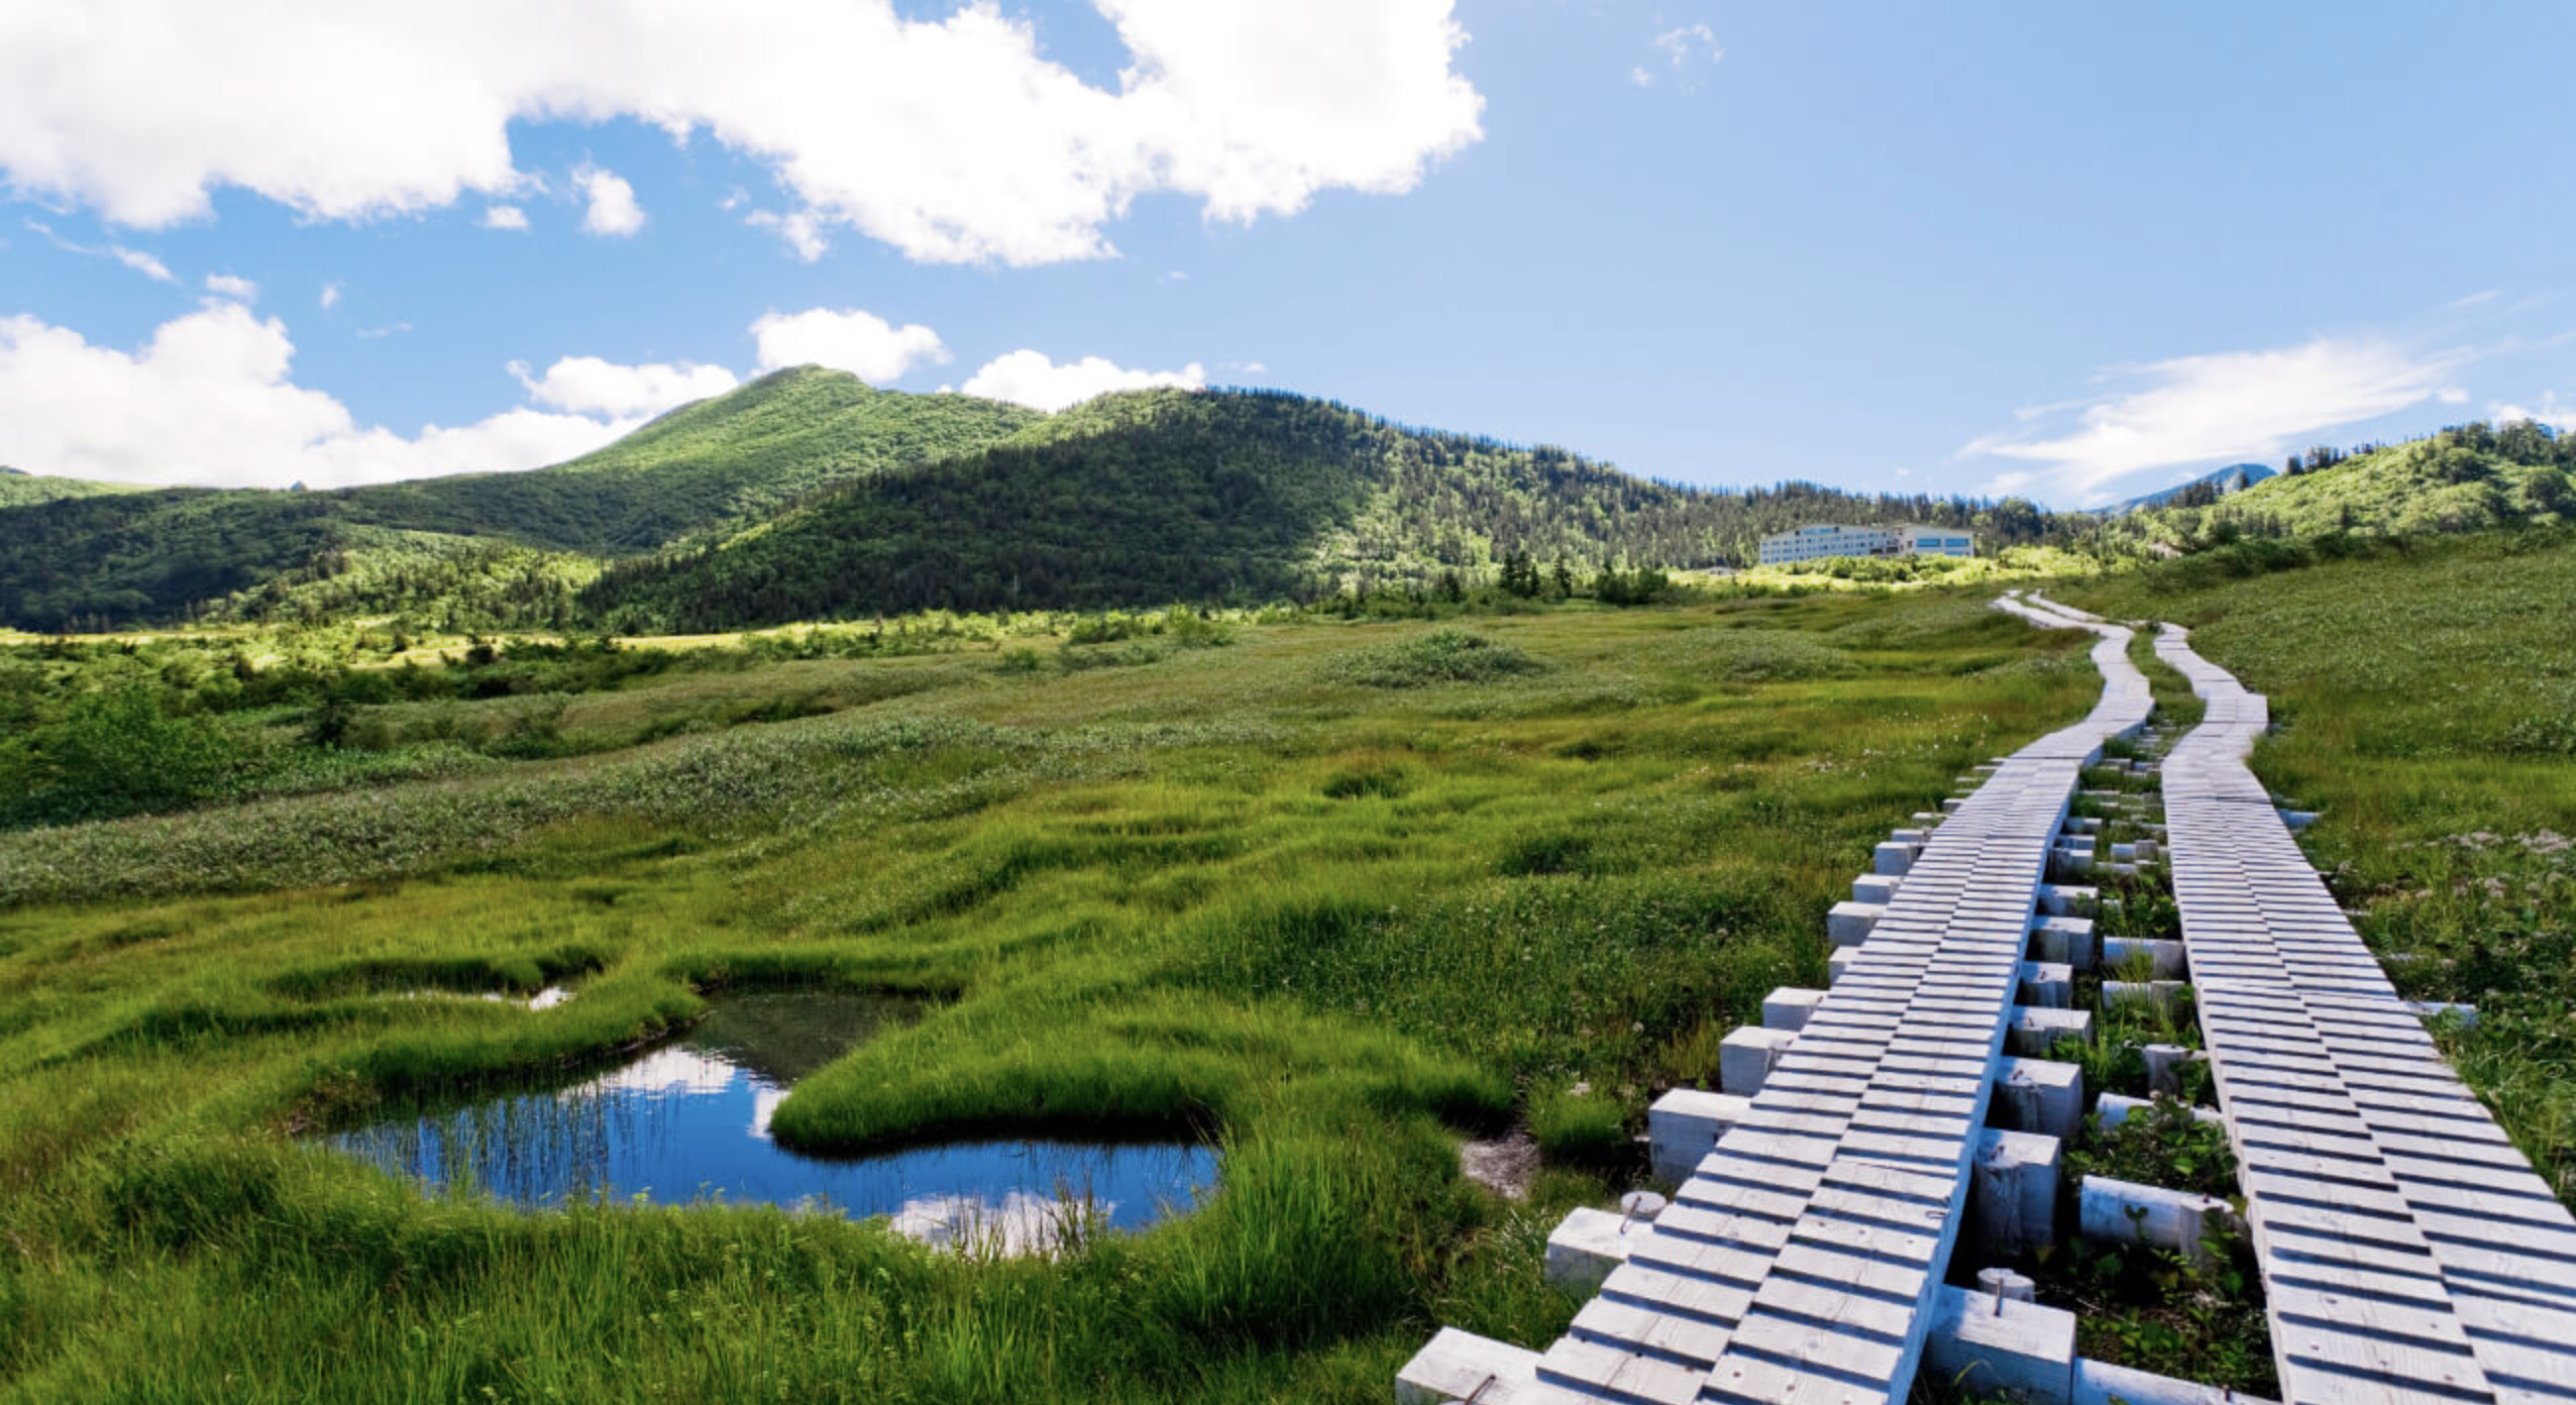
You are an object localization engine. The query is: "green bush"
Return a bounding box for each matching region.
[0,686,255,826]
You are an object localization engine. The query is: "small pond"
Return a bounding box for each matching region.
[323,990,1218,1251]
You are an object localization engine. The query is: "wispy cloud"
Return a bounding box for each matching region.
[512,355,736,417]
[24,219,175,282]
[1962,336,2471,505]
[1633,20,1720,88]
[2447,288,2502,310]
[961,350,1204,411]
[2493,392,2576,433]
[745,208,827,262]
[1652,23,1720,65]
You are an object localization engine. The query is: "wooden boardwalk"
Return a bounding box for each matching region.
[2152,624,2576,1405]
[1401,597,2576,1405]
[1401,597,2153,1405]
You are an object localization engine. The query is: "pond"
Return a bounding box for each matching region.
[323,989,1218,1251]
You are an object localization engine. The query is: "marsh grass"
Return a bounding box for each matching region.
[0,594,2101,1402]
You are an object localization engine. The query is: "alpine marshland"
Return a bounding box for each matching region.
[4,6,2573,1403]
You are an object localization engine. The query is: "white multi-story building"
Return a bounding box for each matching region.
[1756,523,1976,566]
[1900,525,1977,558]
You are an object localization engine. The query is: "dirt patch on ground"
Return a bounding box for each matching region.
[1458,1130,1539,1200]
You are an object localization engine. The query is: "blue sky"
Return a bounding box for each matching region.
[2,1,2571,506]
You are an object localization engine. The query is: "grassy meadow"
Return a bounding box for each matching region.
[0,592,2099,1404]
[2069,529,2576,1198]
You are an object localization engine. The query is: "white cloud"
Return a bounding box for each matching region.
[112,246,175,282]
[480,203,529,230]
[1630,66,1654,88]
[744,208,829,262]
[204,273,259,301]
[2493,393,2576,433]
[1651,23,1721,67]
[2448,289,2502,310]
[24,219,175,282]
[0,0,1481,267]
[961,350,1205,411]
[0,305,645,488]
[1962,337,2468,504]
[319,281,343,310]
[513,355,737,417]
[575,165,644,237]
[751,307,947,383]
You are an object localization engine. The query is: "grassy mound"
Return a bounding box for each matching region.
[1324,627,1549,688]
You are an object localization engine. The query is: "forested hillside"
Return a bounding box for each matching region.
[3,378,2053,632]
[0,368,1036,630]
[2117,420,2574,548]
[336,367,1040,553]
[582,387,2049,630]
[0,469,142,510]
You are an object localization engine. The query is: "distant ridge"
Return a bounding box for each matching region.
[2110,463,2274,514]
[2112,421,2573,540]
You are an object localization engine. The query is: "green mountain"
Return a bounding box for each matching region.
[2119,420,2574,546]
[333,367,1041,553]
[0,368,1037,631]
[581,387,2034,631]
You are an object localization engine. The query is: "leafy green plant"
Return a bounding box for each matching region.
[2064,1101,2237,1200]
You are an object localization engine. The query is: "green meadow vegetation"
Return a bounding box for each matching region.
[8,362,2570,1403]
[0,591,2101,1403]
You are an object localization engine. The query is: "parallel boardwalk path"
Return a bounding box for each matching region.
[2153,624,2576,1405]
[1404,598,2152,1405]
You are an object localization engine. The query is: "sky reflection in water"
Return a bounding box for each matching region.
[327,991,1216,1250]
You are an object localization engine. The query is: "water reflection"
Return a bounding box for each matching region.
[397,985,573,1011]
[324,990,1217,1250]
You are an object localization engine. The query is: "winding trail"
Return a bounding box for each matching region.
[1406,595,2151,1405]
[2154,624,2576,1405]
[1400,596,2576,1405]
